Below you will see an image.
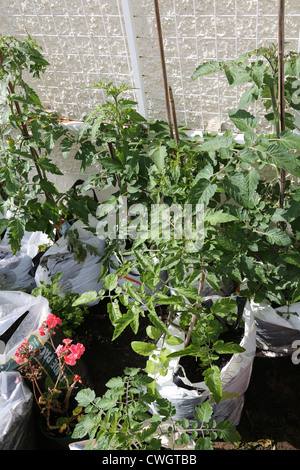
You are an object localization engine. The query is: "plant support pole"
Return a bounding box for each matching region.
[278,0,286,208]
[168,86,179,145]
[153,0,174,139]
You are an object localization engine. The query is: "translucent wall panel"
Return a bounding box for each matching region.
[0,0,137,119]
[1,0,300,130]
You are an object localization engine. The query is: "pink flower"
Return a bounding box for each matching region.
[55,344,64,356]
[47,314,62,329]
[70,343,85,358]
[65,343,85,366]
[64,354,77,366]
[39,314,62,336]
[55,340,85,366]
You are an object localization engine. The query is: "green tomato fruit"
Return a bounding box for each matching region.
[6,138,15,147]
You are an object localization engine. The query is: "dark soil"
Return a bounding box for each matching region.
[74,300,153,396]
[176,326,245,386]
[33,301,300,450]
[236,354,300,450]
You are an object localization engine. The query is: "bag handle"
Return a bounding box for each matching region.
[71,179,99,203]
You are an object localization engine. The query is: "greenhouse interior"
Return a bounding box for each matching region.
[0,0,300,452]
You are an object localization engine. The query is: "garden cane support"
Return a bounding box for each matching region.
[278,0,286,208]
[153,0,174,140]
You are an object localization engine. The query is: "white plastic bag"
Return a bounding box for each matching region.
[35,220,107,306]
[0,291,50,373]
[149,296,256,426]
[249,299,300,356]
[0,371,34,450]
[0,230,51,292]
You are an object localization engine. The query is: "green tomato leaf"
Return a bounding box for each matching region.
[190,60,224,80]
[195,437,214,450]
[213,340,245,355]
[200,135,233,152]
[194,401,213,424]
[188,179,217,206]
[216,420,241,444]
[131,341,157,356]
[103,273,118,291]
[228,109,259,132]
[72,291,99,306]
[75,388,96,407]
[203,366,222,403]
[267,144,300,177]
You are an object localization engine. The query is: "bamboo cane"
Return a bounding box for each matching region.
[168,86,180,145]
[153,0,174,139]
[278,0,286,208]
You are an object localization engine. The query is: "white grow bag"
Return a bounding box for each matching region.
[249,299,300,356]
[149,296,256,426]
[0,371,34,450]
[35,220,106,306]
[0,230,51,292]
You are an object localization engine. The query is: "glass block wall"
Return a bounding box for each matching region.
[1,0,299,131]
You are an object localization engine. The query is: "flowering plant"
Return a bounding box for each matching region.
[15,313,85,435]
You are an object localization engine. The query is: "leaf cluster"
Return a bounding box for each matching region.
[32,273,89,337]
[72,367,240,450]
[0,35,98,253]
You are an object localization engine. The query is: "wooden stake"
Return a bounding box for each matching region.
[153,0,174,139]
[278,0,286,208]
[168,85,184,165]
[168,86,179,145]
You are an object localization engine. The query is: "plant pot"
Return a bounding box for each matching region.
[37,415,77,450]
[148,296,256,426]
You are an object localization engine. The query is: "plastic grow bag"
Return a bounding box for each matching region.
[35,220,107,306]
[249,299,300,356]
[0,230,51,292]
[148,296,256,426]
[0,291,50,374]
[0,371,34,450]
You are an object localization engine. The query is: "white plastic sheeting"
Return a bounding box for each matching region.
[250,300,300,356]
[0,371,34,450]
[35,220,107,305]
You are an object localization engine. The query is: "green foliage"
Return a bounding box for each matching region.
[191,45,300,135]
[72,368,240,450]
[189,45,300,305]
[73,51,300,408]
[32,273,88,337]
[0,35,97,252]
[2,33,300,448]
